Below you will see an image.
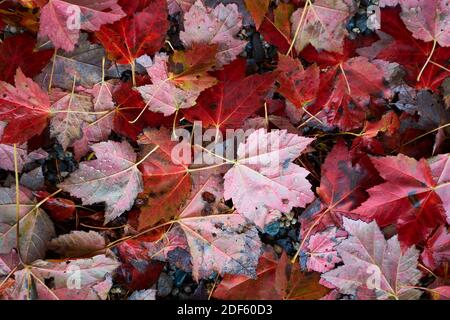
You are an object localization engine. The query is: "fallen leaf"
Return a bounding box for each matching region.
[224,128,315,229]
[180,0,247,67]
[59,140,144,223]
[137,53,199,116]
[0,69,50,144]
[39,0,125,51]
[322,218,422,300]
[95,0,168,64]
[354,153,448,246]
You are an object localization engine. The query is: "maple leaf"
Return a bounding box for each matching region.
[371,8,450,90]
[353,153,448,246]
[137,53,199,116]
[0,34,53,84]
[290,0,356,54]
[214,248,329,300]
[95,0,168,64]
[137,127,192,229]
[0,0,448,302]
[0,187,55,264]
[49,230,106,258]
[276,54,320,108]
[322,218,422,300]
[180,0,247,67]
[314,56,387,130]
[303,227,344,273]
[299,140,374,239]
[7,255,119,300]
[224,128,315,229]
[39,0,125,52]
[49,88,95,150]
[59,140,145,223]
[0,69,51,144]
[183,59,277,130]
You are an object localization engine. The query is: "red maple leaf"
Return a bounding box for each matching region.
[375,8,450,90]
[183,59,277,130]
[0,69,51,144]
[95,0,169,65]
[299,140,376,243]
[354,153,448,246]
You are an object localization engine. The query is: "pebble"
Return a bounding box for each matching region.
[157,273,173,298]
[184,286,192,294]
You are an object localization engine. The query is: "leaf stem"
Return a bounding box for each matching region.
[339,63,351,95]
[79,223,127,230]
[131,60,136,87]
[264,102,269,128]
[172,106,180,139]
[105,220,178,249]
[13,144,21,262]
[417,39,437,82]
[287,0,310,56]
[187,162,230,173]
[51,110,110,115]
